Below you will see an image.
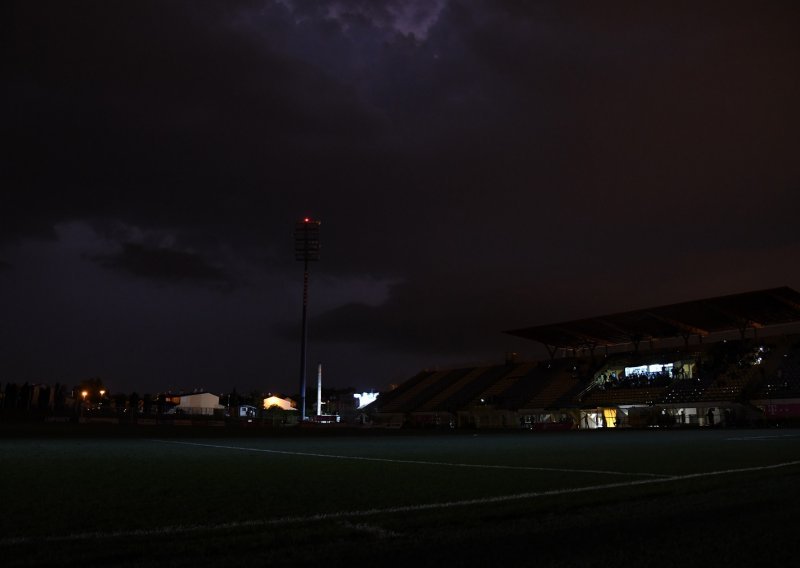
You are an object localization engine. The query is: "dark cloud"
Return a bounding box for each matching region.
[91,243,230,286]
[5,0,383,245]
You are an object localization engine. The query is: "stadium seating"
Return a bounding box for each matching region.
[581,386,667,406]
[495,364,559,409]
[753,347,800,398]
[660,377,710,404]
[398,367,478,412]
[521,364,585,409]
[378,369,452,413]
[700,366,759,401]
[370,333,800,428]
[416,367,491,412]
[374,370,437,410]
[440,363,527,410]
[467,362,537,407]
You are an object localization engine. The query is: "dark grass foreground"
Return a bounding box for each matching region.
[2,429,799,567]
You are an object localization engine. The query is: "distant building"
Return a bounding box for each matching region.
[237,404,258,418]
[354,392,379,409]
[177,392,224,415]
[263,395,296,411]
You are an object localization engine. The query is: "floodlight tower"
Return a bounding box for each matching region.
[295,217,321,421]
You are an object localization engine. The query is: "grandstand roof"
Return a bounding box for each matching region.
[506,287,800,350]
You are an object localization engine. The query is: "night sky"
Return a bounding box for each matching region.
[4,0,800,396]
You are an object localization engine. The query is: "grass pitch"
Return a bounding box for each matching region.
[2,429,799,567]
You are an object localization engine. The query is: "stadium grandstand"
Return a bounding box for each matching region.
[369,287,800,429]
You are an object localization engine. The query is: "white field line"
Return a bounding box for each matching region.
[339,521,402,539]
[152,439,669,478]
[2,459,799,547]
[726,434,800,441]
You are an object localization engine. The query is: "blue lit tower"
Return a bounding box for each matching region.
[295,217,321,420]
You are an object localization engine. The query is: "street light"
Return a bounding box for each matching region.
[295,217,321,421]
[80,390,88,419]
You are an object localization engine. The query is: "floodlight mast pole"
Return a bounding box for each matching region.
[295,218,320,421]
[300,258,309,420]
